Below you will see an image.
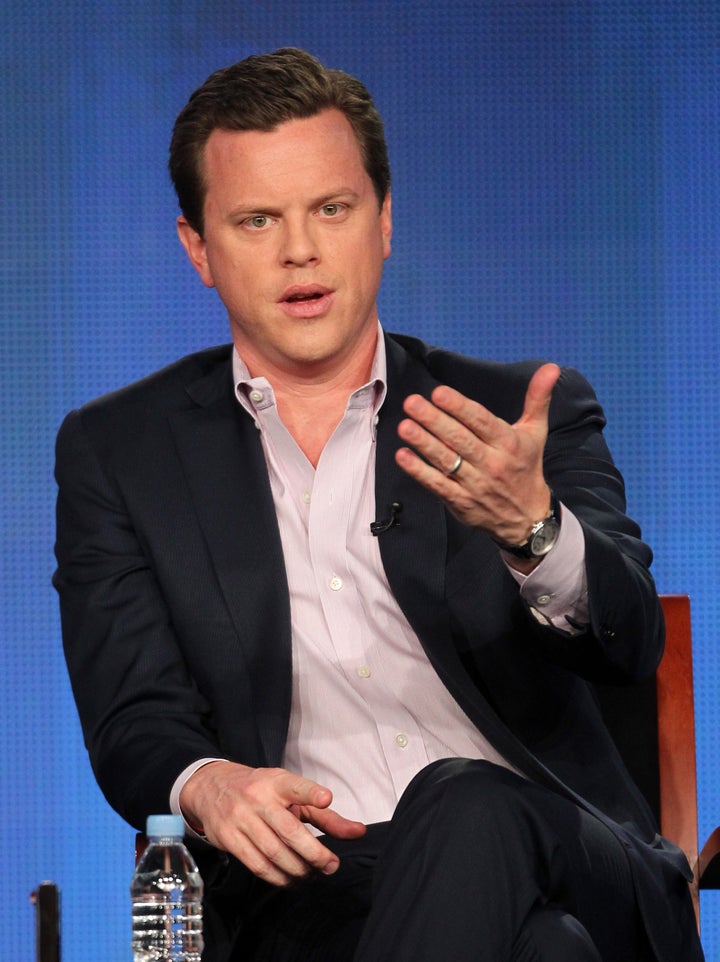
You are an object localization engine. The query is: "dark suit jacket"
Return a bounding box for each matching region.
[54,332,700,961]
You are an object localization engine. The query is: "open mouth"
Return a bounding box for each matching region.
[285,291,324,303]
[279,286,334,317]
[281,285,331,304]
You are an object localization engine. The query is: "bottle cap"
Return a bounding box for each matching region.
[146,814,185,838]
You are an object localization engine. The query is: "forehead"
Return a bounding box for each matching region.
[201,109,369,203]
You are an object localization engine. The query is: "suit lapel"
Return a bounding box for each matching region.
[375,335,448,642]
[376,336,579,787]
[376,336,488,709]
[167,355,292,764]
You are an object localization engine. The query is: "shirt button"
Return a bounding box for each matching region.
[357,665,371,678]
[395,733,409,748]
[536,594,551,606]
[249,389,264,402]
[329,575,343,591]
[303,490,312,503]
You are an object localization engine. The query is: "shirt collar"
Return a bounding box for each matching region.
[232,322,388,419]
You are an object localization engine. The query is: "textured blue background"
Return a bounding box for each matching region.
[3,2,718,958]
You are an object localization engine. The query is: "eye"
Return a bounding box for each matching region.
[243,214,273,230]
[319,203,345,218]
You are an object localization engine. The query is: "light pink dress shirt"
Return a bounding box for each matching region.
[171,329,588,828]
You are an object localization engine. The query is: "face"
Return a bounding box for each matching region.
[178,109,392,382]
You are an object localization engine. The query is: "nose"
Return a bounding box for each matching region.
[280,216,319,268]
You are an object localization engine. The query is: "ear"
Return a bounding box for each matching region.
[177,216,215,288]
[380,192,392,260]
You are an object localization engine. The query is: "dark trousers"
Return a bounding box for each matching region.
[234,759,656,961]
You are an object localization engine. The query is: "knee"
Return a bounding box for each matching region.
[396,758,530,828]
[515,908,603,962]
[402,757,523,804]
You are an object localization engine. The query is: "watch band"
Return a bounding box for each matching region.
[494,493,561,559]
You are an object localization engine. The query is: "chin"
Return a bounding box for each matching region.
[283,335,342,364]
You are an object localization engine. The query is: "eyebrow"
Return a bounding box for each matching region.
[226,188,362,220]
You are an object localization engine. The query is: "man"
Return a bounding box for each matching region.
[54,48,703,961]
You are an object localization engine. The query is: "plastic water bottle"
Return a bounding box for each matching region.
[131,814,204,961]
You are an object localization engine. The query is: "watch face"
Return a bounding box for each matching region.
[529,518,560,556]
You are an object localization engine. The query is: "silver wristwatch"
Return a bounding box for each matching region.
[495,494,561,559]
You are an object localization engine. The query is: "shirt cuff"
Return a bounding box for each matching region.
[170,757,227,840]
[504,502,588,634]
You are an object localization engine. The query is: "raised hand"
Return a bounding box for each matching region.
[395,362,561,552]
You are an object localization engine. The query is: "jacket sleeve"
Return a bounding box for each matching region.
[530,364,665,684]
[53,407,225,829]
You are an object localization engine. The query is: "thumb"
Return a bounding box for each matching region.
[518,363,561,428]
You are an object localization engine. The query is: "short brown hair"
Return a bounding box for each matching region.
[169,47,391,236]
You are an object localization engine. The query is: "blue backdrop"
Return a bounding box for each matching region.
[3,2,718,958]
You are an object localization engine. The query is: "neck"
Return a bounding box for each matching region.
[237,330,379,467]
[274,366,373,467]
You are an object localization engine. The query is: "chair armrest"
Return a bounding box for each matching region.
[699,826,720,889]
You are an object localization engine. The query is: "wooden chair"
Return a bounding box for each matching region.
[656,595,720,918]
[595,594,719,926]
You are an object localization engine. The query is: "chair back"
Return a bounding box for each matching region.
[594,594,700,919]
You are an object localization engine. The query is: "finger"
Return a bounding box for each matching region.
[299,805,367,840]
[216,806,339,885]
[397,414,472,477]
[281,772,335,811]
[195,804,299,883]
[400,392,495,469]
[243,773,341,875]
[395,444,478,510]
[265,805,342,876]
[421,387,513,450]
[227,817,315,887]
